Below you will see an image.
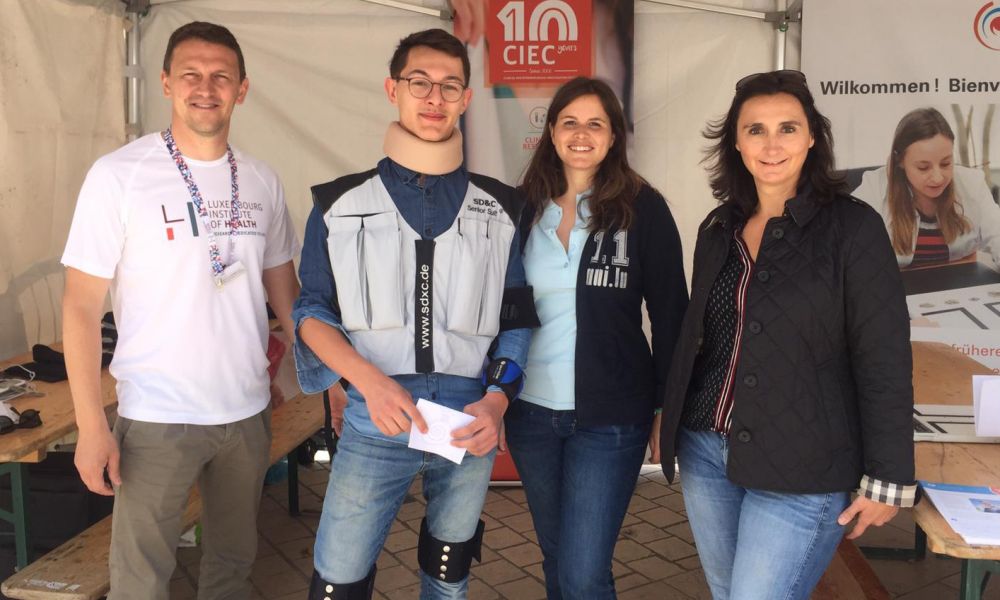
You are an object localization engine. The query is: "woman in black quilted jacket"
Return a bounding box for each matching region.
[655,70,916,600]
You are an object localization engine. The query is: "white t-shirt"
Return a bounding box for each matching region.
[62,132,299,425]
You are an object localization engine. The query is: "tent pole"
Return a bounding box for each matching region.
[639,0,766,20]
[357,0,446,19]
[641,0,801,71]
[125,10,141,142]
[774,0,786,69]
[771,0,802,69]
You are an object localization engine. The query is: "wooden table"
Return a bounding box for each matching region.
[911,341,1000,600]
[0,361,325,600]
[0,353,118,569]
[0,338,314,572]
[0,356,117,464]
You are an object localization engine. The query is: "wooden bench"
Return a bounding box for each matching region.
[0,389,325,600]
[813,539,891,600]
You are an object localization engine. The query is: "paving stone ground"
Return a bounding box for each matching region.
[169,457,1000,600]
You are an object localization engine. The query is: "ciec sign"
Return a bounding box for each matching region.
[487,0,592,86]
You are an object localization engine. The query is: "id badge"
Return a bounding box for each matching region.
[215,260,246,289]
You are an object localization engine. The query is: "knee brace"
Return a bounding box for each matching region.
[417,518,486,584]
[308,565,376,600]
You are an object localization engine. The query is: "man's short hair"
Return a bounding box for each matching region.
[163,21,246,80]
[389,28,470,85]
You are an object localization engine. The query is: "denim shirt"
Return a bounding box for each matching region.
[292,158,531,440]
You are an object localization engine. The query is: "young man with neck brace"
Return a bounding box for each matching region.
[293,29,535,599]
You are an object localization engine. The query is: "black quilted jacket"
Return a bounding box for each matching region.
[659,190,916,494]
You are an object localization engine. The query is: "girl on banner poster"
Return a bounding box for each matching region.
[504,77,687,599]
[852,107,1000,271]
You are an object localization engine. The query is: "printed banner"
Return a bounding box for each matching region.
[803,0,1000,373]
[486,0,593,86]
[464,0,633,185]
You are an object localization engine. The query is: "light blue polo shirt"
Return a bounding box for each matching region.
[520,193,592,410]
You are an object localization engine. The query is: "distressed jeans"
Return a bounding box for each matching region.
[313,415,495,600]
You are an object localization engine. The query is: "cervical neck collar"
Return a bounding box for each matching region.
[383,121,463,175]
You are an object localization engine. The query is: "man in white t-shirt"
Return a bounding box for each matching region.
[61,22,300,600]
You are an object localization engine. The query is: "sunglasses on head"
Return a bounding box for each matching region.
[735,69,807,91]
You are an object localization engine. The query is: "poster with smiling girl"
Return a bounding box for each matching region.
[803,0,1000,372]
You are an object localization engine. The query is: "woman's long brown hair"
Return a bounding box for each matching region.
[519,77,643,231]
[887,108,970,256]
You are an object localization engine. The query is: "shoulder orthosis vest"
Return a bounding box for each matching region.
[324,175,515,377]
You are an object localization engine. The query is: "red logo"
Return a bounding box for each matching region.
[486,0,593,86]
[974,2,1000,50]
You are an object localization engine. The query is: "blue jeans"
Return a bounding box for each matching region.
[676,427,850,600]
[504,401,651,600]
[313,422,496,600]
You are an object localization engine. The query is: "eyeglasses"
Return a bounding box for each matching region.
[395,76,467,102]
[735,69,807,91]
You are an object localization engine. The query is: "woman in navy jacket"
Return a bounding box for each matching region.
[657,71,916,600]
[504,77,687,599]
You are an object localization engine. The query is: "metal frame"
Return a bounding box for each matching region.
[0,463,31,569]
[122,0,806,126]
[360,0,447,18]
[639,0,767,20]
[356,0,806,73]
[287,450,301,516]
[638,0,802,70]
[125,10,142,143]
[961,559,1000,600]
[861,525,927,562]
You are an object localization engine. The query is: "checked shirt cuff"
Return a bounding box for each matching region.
[858,475,917,508]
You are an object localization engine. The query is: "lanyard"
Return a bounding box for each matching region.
[161,128,240,283]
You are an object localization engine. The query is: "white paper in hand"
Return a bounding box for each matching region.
[408,398,476,464]
[973,376,1000,436]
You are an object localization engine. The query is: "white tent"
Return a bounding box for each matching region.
[0,0,800,358]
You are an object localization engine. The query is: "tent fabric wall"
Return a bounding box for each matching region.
[140,0,446,236]
[632,2,799,255]
[0,0,125,359]
[0,0,799,357]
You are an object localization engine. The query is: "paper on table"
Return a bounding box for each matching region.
[408,398,476,464]
[920,480,1000,546]
[973,376,1000,436]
